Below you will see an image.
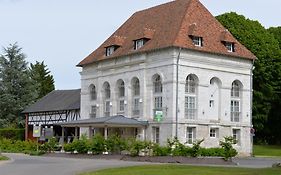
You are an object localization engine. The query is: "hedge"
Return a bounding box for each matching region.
[0,128,25,140]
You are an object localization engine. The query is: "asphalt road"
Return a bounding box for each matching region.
[0,153,148,175]
[1,153,281,175]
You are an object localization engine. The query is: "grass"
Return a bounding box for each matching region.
[254,145,281,157]
[80,165,281,175]
[0,155,9,161]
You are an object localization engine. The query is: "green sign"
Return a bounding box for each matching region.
[154,110,163,122]
[33,125,41,138]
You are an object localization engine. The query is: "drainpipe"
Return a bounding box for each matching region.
[175,47,182,138]
[250,59,255,156]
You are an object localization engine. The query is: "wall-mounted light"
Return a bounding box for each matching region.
[109,102,112,106]
[139,98,143,103]
[124,100,127,105]
[96,104,99,107]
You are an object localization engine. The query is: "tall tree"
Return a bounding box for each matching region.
[0,43,38,128]
[30,61,55,99]
[217,12,281,144]
[268,27,281,49]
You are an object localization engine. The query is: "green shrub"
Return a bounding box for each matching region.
[0,128,24,140]
[105,134,127,154]
[127,139,150,156]
[88,134,106,154]
[152,144,171,156]
[0,138,37,153]
[220,136,238,160]
[42,137,60,152]
[167,137,191,156]
[71,135,89,154]
[191,139,204,157]
[63,142,75,152]
[200,147,225,157]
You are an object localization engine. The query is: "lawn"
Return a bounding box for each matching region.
[80,165,281,175]
[0,155,9,161]
[254,145,281,157]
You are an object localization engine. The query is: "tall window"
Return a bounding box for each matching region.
[90,105,97,118]
[232,129,241,145]
[90,84,97,101]
[231,81,242,122]
[152,127,160,144]
[185,75,197,119]
[103,82,111,117]
[132,78,140,116]
[186,127,196,144]
[117,80,125,113]
[153,74,163,112]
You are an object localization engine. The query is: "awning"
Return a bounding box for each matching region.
[56,115,148,128]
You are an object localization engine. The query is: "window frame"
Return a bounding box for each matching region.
[191,36,203,47]
[224,42,235,52]
[152,127,160,144]
[186,127,196,144]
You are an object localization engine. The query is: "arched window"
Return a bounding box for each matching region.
[230,80,242,122]
[117,80,125,113]
[154,75,162,93]
[153,74,163,118]
[89,84,97,101]
[132,77,140,116]
[185,74,198,119]
[103,82,111,117]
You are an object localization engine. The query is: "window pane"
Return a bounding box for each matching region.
[185,96,196,119]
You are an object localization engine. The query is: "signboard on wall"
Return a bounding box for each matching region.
[154,110,163,122]
[33,125,41,138]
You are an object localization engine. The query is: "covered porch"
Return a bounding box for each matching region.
[58,115,148,142]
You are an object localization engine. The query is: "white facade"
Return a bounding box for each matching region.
[80,47,253,156]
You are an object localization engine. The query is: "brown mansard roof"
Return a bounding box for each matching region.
[78,0,256,67]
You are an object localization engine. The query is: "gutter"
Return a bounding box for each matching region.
[175,47,182,138]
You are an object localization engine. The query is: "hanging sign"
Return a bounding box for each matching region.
[154,110,163,122]
[33,125,41,138]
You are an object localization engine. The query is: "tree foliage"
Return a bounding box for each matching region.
[0,43,55,128]
[268,27,281,49]
[217,12,281,144]
[0,43,38,127]
[30,61,55,99]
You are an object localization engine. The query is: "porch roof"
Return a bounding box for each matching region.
[57,115,148,127]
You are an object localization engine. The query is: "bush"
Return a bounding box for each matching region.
[128,139,150,156]
[0,138,37,153]
[63,142,75,152]
[71,135,89,154]
[200,147,225,157]
[88,134,106,154]
[105,134,127,154]
[167,137,191,156]
[190,139,204,157]
[41,137,60,153]
[152,144,171,156]
[0,128,24,140]
[220,136,238,160]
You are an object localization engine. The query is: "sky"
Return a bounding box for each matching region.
[0,0,280,90]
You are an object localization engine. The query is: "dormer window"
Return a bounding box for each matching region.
[191,36,203,47]
[106,46,118,56]
[134,38,149,50]
[224,42,235,52]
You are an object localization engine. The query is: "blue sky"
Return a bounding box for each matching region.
[0,0,280,90]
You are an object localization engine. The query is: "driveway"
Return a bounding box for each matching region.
[0,153,148,175]
[1,153,281,175]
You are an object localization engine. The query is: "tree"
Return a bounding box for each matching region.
[268,27,281,49]
[30,61,55,99]
[216,13,281,144]
[0,43,38,128]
